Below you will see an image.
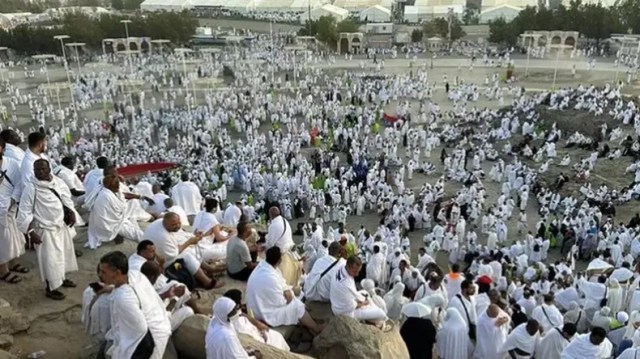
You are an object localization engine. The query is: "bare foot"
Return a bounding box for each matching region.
[211,280,225,289]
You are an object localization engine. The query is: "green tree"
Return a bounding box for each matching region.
[411,29,423,43]
[111,0,124,10]
[488,17,517,46]
[336,18,360,33]
[423,17,464,42]
[462,8,480,25]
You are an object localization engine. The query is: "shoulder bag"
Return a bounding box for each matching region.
[456,294,476,341]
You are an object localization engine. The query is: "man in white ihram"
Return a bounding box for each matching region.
[330,255,387,326]
[87,175,144,249]
[0,137,26,285]
[99,251,171,359]
[170,173,202,225]
[265,206,300,286]
[17,159,78,300]
[304,242,345,302]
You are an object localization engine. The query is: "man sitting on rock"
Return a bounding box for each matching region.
[330,256,388,327]
[246,246,324,335]
[304,242,345,302]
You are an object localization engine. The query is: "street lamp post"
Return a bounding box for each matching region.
[121,19,133,74]
[53,34,77,122]
[549,44,573,91]
[521,33,542,78]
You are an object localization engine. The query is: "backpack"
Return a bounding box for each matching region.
[164,259,196,291]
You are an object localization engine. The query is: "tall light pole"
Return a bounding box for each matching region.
[550,44,572,91]
[121,19,133,74]
[521,33,541,78]
[53,34,77,124]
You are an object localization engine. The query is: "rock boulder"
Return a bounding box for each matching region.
[312,316,409,359]
[173,315,312,359]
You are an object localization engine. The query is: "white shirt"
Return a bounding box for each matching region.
[170,181,202,216]
[222,204,242,226]
[108,271,171,359]
[265,215,294,252]
[330,266,365,317]
[54,166,84,192]
[305,255,345,302]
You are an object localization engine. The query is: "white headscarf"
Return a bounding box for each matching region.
[624,311,640,339]
[436,308,471,359]
[211,297,236,328]
[385,282,408,321]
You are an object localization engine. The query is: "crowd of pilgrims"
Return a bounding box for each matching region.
[3,39,640,359]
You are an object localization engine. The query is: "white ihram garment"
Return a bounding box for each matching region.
[304,255,345,302]
[143,219,201,274]
[17,177,78,290]
[437,308,472,359]
[171,181,203,216]
[87,187,143,249]
[535,327,572,359]
[206,297,255,359]
[246,261,305,327]
[107,271,171,359]
[0,156,24,264]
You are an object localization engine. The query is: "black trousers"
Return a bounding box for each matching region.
[228,266,254,281]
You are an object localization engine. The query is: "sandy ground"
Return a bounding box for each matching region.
[1,50,639,358]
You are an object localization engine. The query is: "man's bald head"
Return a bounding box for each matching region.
[487,304,500,318]
[268,206,280,219]
[162,212,181,232]
[140,260,161,285]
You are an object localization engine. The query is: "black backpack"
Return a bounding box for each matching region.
[164,259,196,291]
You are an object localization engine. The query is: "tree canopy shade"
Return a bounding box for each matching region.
[297,16,361,48]
[0,11,198,55]
[487,0,640,46]
[422,17,465,42]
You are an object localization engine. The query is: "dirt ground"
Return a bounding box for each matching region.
[1,56,640,358]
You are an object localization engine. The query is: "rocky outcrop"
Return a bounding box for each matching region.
[0,297,29,336]
[173,314,312,359]
[312,316,409,359]
[0,349,16,359]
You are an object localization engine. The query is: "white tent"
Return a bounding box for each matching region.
[333,0,392,12]
[480,4,523,23]
[140,0,192,12]
[360,5,391,22]
[290,0,325,11]
[481,0,536,10]
[302,4,349,22]
[403,4,463,22]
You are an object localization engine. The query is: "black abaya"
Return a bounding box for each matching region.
[399,317,436,359]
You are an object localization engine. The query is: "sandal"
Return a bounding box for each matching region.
[75,250,83,258]
[0,272,22,284]
[62,279,77,288]
[10,264,29,273]
[46,289,66,300]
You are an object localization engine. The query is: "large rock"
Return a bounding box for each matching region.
[173,315,312,359]
[0,313,30,335]
[0,349,16,359]
[312,316,409,359]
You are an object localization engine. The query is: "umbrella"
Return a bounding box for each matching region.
[586,258,613,273]
[117,162,178,178]
[401,302,431,319]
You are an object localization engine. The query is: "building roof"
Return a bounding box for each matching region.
[313,3,349,15]
[362,5,391,14]
[140,0,190,7]
[333,0,392,11]
[290,0,326,10]
[404,4,464,14]
[481,0,536,8]
[414,0,465,7]
[480,4,523,14]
